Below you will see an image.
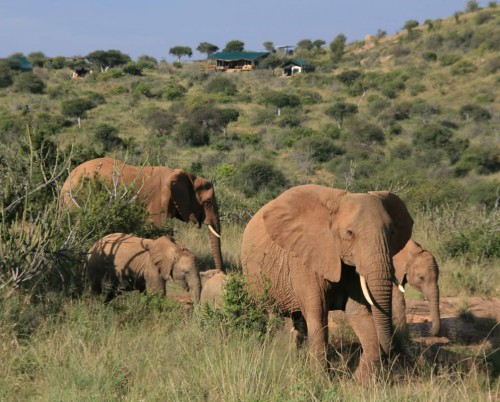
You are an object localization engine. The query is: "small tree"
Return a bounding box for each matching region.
[60,98,96,128]
[325,102,358,128]
[169,46,193,63]
[263,41,275,52]
[196,42,219,56]
[466,0,480,12]
[261,91,301,116]
[14,72,46,94]
[403,19,419,38]
[329,34,347,63]
[217,108,240,137]
[86,49,131,72]
[312,39,326,50]
[223,40,245,52]
[296,39,313,51]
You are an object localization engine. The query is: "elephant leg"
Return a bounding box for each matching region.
[90,275,102,295]
[302,305,329,368]
[392,284,407,333]
[345,298,381,383]
[291,311,307,349]
[145,272,166,296]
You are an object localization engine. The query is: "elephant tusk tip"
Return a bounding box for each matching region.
[360,275,375,306]
[398,284,405,293]
[208,225,221,238]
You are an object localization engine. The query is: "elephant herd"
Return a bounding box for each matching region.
[60,157,441,383]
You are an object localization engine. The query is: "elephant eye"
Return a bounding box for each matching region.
[417,274,425,281]
[345,229,354,238]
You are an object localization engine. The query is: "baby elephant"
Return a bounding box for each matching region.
[86,233,201,303]
[392,239,441,336]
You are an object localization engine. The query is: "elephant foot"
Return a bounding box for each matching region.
[353,357,379,385]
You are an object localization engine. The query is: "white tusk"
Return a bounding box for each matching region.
[360,275,374,306]
[208,225,221,238]
[393,277,405,293]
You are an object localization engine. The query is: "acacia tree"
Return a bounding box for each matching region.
[263,41,275,52]
[325,101,358,128]
[223,40,244,52]
[196,42,219,56]
[261,91,301,116]
[169,46,193,63]
[86,50,131,72]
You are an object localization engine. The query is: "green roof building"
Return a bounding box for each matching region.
[207,51,269,71]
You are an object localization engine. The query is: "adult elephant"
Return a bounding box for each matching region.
[392,239,441,336]
[241,185,413,382]
[86,233,202,303]
[60,157,223,271]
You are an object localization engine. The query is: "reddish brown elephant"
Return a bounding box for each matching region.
[241,185,413,382]
[392,239,441,336]
[60,157,223,272]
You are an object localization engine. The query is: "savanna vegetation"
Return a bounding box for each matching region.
[0,2,499,400]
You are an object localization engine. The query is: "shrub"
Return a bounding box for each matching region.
[142,109,176,136]
[94,124,123,151]
[411,123,452,149]
[459,104,491,121]
[422,51,438,62]
[0,63,13,88]
[391,143,412,159]
[451,60,477,75]
[122,62,143,76]
[162,82,187,100]
[454,145,500,176]
[295,135,345,163]
[440,53,461,66]
[441,227,500,261]
[205,75,237,96]
[234,160,288,198]
[174,121,209,147]
[13,72,46,94]
[475,10,494,25]
[347,120,385,145]
[60,98,96,118]
[199,274,275,338]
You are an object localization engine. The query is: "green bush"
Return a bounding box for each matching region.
[122,62,143,76]
[459,104,491,121]
[295,135,345,163]
[162,82,187,100]
[142,109,176,136]
[199,274,275,339]
[13,72,46,94]
[174,120,209,147]
[234,160,288,198]
[440,53,461,66]
[205,75,237,96]
[451,60,477,75]
[94,124,123,152]
[454,145,500,176]
[411,123,452,149]
[441,226,500,261]
[60,98,97,118]
[0,63,13,88]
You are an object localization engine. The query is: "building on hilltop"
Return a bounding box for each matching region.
[207,51,270,72]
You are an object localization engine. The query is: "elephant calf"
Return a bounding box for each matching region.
[200,271,227,307]
[86,233,201,303]
[392,239,441,336]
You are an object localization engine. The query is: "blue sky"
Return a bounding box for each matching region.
[0,0,488,62]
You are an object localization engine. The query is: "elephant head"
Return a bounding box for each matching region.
[261,186,413,360]
[163,169,223,272]
[393,240,441,336]
[148,236,202,303]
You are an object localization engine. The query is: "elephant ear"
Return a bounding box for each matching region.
[368,191,414,255]
[263,185,345,283]
[167,169,196,223]
[148,236,177,278]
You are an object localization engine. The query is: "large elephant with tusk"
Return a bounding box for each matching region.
[60,157,223,272]
[241,185,413,382]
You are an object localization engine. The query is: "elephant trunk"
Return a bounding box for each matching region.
[187,271,202,304]
[367,273,394,357]
[205,202,224,272]
[425,283,441,336]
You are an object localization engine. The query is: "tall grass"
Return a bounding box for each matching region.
[0,292,497,401]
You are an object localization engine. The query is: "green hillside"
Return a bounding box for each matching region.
[0,4,499,400]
